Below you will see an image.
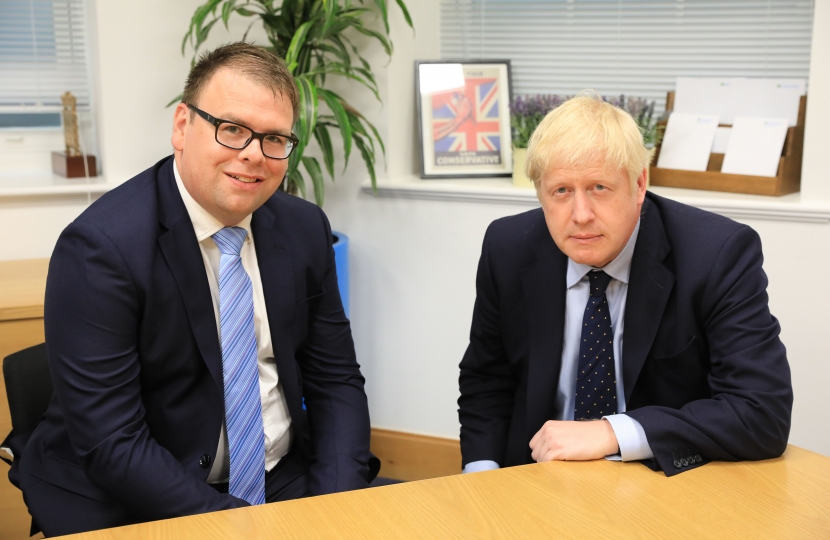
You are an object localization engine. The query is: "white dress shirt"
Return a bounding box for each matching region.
[464,219,653,474]
[174,161,292,483]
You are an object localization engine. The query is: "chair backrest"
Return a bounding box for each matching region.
[3,343,53,435]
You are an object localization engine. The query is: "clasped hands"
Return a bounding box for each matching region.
[529,419,620,462]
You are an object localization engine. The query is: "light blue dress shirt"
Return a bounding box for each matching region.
[464,219,653,474]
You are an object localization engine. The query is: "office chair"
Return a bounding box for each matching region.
[1,343,52,467]
[0,343,50,537]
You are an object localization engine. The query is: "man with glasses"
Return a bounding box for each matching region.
[17,43,375,536]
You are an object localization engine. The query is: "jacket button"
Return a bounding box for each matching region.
[680,458,689,467]
[199,454,211,468]
[695,454,702,463]
[673,460,682,468]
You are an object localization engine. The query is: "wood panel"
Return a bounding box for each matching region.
[370,428,461,481]
[0,318,45,540]
[650,93,806,197]
[0,259,49,322]
[60,446,830,540]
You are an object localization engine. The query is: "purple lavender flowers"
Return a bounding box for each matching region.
[511,93,663,149]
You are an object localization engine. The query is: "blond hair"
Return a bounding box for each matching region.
[525,90,650,187]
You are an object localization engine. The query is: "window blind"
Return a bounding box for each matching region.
[440,0,814,114]
[0,0,93,127]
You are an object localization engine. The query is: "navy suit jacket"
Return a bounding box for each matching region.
[19,156,373,533]
[458,192,793,475]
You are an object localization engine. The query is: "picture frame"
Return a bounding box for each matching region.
[415,60,513,179]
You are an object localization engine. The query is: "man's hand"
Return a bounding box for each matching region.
[529,419,620,462]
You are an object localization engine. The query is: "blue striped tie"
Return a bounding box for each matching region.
[213,227,265,505]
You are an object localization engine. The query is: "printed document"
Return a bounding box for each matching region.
[721,117,789,177]
[656,113,719,172]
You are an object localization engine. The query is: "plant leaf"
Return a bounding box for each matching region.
[319,89,352,170]
[287,136,304,177]
[302,156,325,206]
[295,75,318,147]
[221,0,237,29]
[166,93,184,108]
[351,65,378,93]
[353,25,392,56]
[353,134,377,192]
[313,124,335,179]
[321,0,338,35]
[195,19,220,51]
[285,20,314,70]
[348,106,385,166]
[317,43,350,67]
[187,0,223,53]
[372,0,389,34]
[306,65,380,101]
[289,168,307,199]
[327,36,352,66]
[394,0,413,29]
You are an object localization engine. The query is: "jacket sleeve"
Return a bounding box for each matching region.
[627,225,793,475]
[458,225,519,467]
[300,207,373,495]
[44,220,248,521]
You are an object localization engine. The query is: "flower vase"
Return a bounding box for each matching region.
[646,146,656,188]
[512,147,534,189]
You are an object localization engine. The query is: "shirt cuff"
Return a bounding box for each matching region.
[462,460,500,473]
[603,414,654,461]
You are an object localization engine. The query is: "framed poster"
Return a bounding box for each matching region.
[416,60,513,178]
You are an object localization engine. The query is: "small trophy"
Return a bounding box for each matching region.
[52,91,97,177]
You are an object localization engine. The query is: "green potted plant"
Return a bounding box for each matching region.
[180,0,412,207]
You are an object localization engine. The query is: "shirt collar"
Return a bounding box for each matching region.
[173,159,252,243]
[566,217,641,288]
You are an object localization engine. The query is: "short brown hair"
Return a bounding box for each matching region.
[182,42,299,122]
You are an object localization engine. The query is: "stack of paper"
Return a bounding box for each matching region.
[721,118,789,177]
[674,77,805,127]
[657,77,802,177]
[712,127,732,154]
[656,113,719,172]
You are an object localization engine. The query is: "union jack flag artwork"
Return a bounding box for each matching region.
[430,77,502,166]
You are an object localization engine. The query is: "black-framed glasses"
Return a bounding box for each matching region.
[187,104,298,160]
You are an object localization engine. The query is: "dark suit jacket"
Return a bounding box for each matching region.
[18,156,373,533]
[458,192,793,476]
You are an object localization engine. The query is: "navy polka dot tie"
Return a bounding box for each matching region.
[574,270,617,421]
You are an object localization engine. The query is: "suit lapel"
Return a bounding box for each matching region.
[251,197,305,435]
[622,197,674,402]
[523,227,568,442]
[156,160,224,392]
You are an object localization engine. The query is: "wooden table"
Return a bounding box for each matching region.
[1,258,49,540]
[59,445,830,539]
[3,260,830,538]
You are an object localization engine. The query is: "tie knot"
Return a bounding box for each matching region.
[213,227,247,256]
[588,270,612,297]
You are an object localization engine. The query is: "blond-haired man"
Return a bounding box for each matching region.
[458,92,792,475]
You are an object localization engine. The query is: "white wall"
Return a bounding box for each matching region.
[0,0,265,260]
[1,0,828,457]
[802,0,830,199]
